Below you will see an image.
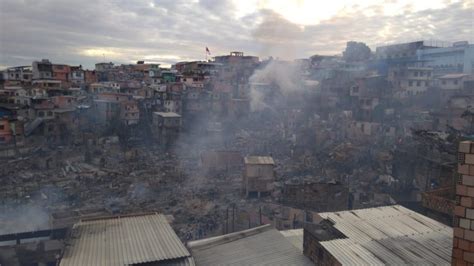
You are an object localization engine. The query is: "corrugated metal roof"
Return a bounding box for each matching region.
[244,156,275,165]
[188,224,312,266]
[60,213,193,266]
[279,229,303,251]
[316,205,452,265]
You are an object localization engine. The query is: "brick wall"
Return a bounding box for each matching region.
[421,186,455,216]
[453,141,474,265]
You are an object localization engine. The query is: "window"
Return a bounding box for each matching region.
[417,81,421,87]
[47,111,53,116]
[0,125,4,130]
[409,81,413,87]
[39,111,44,117]
[414,71,418,77]
[420,71,424,76]
[454,80,459,85]
[442,80,446,85]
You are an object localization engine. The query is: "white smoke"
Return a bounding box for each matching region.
[0,204,50,234]
[249,60,306,111]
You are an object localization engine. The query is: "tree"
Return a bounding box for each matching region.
[342,41,371,62]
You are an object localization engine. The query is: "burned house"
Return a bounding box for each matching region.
[243,156,275,198]
[92,92,133,126]
[152,112,181,149]
[281,180,349,212]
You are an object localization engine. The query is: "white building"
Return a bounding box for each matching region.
[417,41,474,76]
[437,73,471,90]
[32,59,53,80]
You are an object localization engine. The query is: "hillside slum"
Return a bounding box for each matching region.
[1,41,473,241]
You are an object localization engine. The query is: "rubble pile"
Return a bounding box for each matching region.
[1,42,472,240]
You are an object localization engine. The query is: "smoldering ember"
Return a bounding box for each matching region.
[0,40,474,265]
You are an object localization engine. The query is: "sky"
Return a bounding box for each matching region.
[0,0,473,69]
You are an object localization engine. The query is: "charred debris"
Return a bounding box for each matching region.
[0,41,473,248]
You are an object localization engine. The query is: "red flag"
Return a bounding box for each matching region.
[206,47,211,55]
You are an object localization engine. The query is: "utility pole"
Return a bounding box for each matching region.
[232,205,235,233]
[225,208,229,234]
[248,212,251,229]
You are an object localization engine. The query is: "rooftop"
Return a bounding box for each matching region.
[302,205,452,265]
[439,73,470,79]
[154,112,181,118]
[59,213,193,266]
[188,224,312,266]
[244,156,275,165]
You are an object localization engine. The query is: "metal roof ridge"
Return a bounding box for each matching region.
[187,224,272,250]
[79,212,160,223]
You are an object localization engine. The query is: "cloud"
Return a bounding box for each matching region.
[0,0,472,68]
